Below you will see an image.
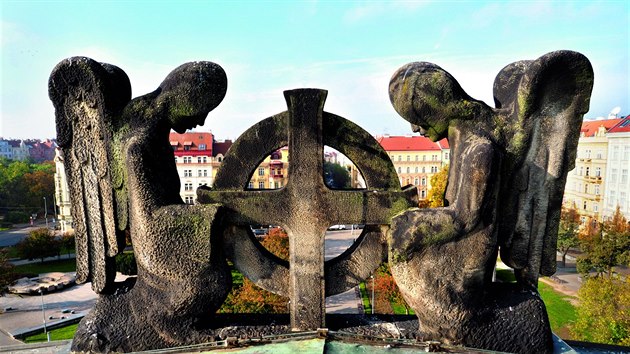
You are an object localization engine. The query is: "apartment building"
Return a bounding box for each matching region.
[53,148,73,232]
[376,135,449,200]
[170,132,215,204]
[563,118,622,223]
[602,116,630,220]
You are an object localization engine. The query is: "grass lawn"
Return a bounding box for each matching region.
[359,282,372,314]
[13,258,76,275]
[23,323,78,343]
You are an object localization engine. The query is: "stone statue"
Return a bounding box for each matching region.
[49,57,230,352]
[387,50,593,352]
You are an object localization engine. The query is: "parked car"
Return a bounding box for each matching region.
[328,224,347,230]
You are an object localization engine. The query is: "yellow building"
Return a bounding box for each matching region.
[247,146,289,189]
[563,118,622,223]
[376,135,449,200]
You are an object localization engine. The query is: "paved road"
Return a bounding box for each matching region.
[0,221,55,247]
[324,228,364,314]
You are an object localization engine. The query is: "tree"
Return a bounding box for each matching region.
[372,263,411,314]
[0,248,15,293]
[15,228,61,263]
[577,206,630,278]
[260,227,289,260]
[557,206,580,267]
[572,276,630,346]
[60,231,76,257]
[427,164,449,207]
[324,162,351,189]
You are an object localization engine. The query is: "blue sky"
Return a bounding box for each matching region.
[1,1,628,140]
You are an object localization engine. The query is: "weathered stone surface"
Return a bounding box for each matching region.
[387,50,593,352]
[49,57,230,352]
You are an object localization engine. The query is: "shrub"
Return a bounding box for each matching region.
[5,211,30,224]
[115,252,137,275]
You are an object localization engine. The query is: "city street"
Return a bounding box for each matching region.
[0,221,53,247]
[324,228,364,314]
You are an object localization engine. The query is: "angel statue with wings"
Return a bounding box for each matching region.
[387,51,593,353]
[49,57,231,352]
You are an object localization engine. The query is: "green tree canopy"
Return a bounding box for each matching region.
[16,228,61,263]
[557,206,580,267]
[324,161,351,189]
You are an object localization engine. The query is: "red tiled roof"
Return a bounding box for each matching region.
[580,118,622,137]
[608,116,630,134]
[436,138,449,149]
[376,135,440,151]
[169,132,213,154]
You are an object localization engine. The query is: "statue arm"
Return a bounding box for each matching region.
[389,140,495,257]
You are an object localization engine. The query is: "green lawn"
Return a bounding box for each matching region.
[359,281,372,314]
[23,323,78,343]
[13,258,76,275]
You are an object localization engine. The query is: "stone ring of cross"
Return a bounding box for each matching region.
[197,89,417,330]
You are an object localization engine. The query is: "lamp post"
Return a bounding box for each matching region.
[40,288,49,341]
[371,275,375,314]
[43,197,48,228]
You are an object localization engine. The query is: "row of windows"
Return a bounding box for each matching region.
[391,153,447,162]
[574,166,602,177]
[247,181,284,189]
[397,166,439,174]
[607,190,628,209]
[182,169,209,177]
[183,182,209,192]
[610,146,630,161]
[175,156,209,164]
[609,169,629,184]
[571,182,601,195]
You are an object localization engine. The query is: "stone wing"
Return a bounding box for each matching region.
[49,57,131,294]
[495,51,594,288]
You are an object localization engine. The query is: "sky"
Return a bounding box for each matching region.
[1,0,628,141]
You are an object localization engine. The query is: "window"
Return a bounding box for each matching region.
[199,144,206,151]
[421,177,426,186]
[594,205,598,212]
[624,146,630,161]
[415,155,419,161]
[584,184,588,193]
[415,167,419,173]
[258,181,265,189]
[184,196,194,205]
[174,157,178,163]
[203,170,208,177]
[183,156,192,164]
[596,151,603,159]
[218,156,223,162]
[608,190,616,207]
[414,177,419,185]
[274,181,280,189]
[398,155,401,161]
[579,167,583,176]
[611,169,618,183]
[583,201,587,210]
[432,155,438,161]
[595,167,601,177]
[422,167,426,173]
[184,170,192,177]
[198,170,203,177]
[184,145,190,151]
[398,167,402,173]
[445,152,449,160]
[406,167,410,173]
[612,146,619,160]
[423,155,426,161]
[258,167,265,176]
[198,157,202,163]
[622,170,629,185]
[585,167,589,177]
[585,149,591,158]
[184,183,193,191]
[407,155,410,161]
[620,192,627,209]
[595,185,600,195]
[420,190,426,199]
[248,181,254,189]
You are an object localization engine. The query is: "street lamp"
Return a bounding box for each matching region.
[43,197,48,228]
[40,288,49,342]
[371,275,375,314]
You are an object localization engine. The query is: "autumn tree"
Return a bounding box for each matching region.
[572,276,630,346]
[219,227,289,314]
[0,160,54,221]
[427,164,449,207]
[577,206,630,278]
[557,206,580,267]
[371,263,411,314]
[15,228,61,263]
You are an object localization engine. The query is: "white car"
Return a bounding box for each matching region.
[328,224,347,230]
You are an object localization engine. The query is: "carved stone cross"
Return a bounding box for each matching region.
[198,89,416,330]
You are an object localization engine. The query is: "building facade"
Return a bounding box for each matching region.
[376,135,449,200]
[53,148,73,232]
[170,132,215,204]
[602,116,630,220]
[563,118,622,223]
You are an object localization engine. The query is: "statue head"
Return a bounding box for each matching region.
[156,61,228,133]
[389,62,480,141]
